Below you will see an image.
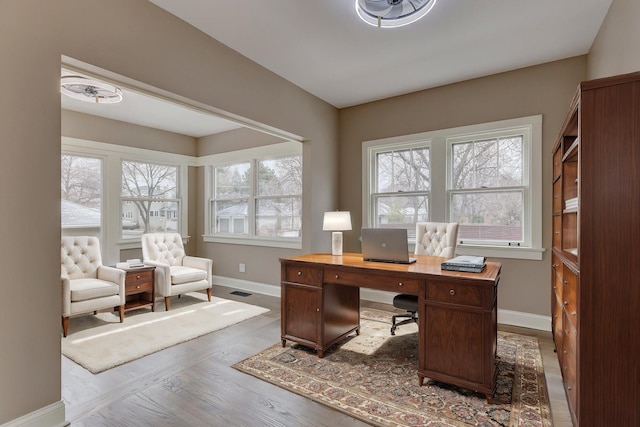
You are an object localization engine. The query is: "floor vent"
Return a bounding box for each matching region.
[230,291,252,297]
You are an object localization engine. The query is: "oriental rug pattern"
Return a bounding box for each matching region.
[234,309,551,427]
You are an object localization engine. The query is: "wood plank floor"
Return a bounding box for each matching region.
[62,285,572,426]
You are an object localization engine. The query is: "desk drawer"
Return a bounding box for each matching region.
[285,265,322,287]
[324,269,419,294]
[425,281,485,309]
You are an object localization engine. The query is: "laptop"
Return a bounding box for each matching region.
[361,228,417,264]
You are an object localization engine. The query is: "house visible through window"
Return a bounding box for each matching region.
[121,160,179,239]
[61,154,102,233]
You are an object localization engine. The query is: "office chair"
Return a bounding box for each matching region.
[390,222,459,335]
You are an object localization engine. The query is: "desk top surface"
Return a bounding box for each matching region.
[281,253,501,283]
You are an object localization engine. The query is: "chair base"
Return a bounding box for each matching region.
[164,287,212,311]
[62,305,124,337]
[390,311,417,335]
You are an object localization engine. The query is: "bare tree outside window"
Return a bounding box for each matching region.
[450,136,524,243]
[373,147,430,236]
[121,160,179,238]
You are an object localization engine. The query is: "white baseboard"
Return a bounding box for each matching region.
[1,401,68,427]
[214,276,552,332]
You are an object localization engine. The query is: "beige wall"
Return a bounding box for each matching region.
[339,57,588,317]
[588,0,640,79]
[0,0,337,423]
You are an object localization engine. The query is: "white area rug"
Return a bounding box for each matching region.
[62,292,269,373]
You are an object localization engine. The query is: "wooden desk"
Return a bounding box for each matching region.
[280,252,501,402]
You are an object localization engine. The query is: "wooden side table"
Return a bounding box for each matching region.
[121,265,156,312]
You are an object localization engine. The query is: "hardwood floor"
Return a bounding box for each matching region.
[62,286,571,426]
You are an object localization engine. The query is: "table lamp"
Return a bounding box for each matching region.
[323,211,352,256]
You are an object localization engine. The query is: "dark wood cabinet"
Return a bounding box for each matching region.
[281,253,501,401]
[551,71,640,427]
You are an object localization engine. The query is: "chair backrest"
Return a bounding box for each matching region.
[61,236,104,280]
[141,233,186,266]
[414,222,459,258]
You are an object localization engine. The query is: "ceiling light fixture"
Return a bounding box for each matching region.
[60,76,123,104]
[355,0,437,28]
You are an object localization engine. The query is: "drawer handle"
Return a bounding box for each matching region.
[564,301,568,305]
[449,289,455,296]
[316,308,319,312]
[553,286,557,290]
[564,280,568,284]
[571,311,577,316]
[335,275,339,279]
[398,282,403,287]
[297,271,302,276]
[554,231,560,235]
[567,386,572,391]
[552,264,557,268]
[554,195,559,199]
[136,285,141,289]
[564,350,568,354]
[136,275,141,279]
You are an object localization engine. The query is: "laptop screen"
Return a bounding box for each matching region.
[361,228,416,264]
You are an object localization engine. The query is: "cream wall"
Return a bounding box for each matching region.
[339,57,588,318]
[0,0,337,424]
[588,0,640,79]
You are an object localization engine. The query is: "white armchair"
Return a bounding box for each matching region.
[141,233,212,311]
[61,236,125,337]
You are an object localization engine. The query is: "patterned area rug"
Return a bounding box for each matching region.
[234,309,551,427]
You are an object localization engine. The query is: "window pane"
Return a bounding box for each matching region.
[121,161,177,198]
[61,154,102,229]
[256,197,302,237]
[215,163,250,198]
[214,200,248,235]
[121,200,179,238]
[450,191,523,242]
[257,156,302,196]
[376,147,430,193]
[452,136,523,189]
[375,194,428,235]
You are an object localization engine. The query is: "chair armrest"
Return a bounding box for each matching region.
[61,268,71,317]
[143,260,172,296]
[97,265,126,305]
[184,255,213,286]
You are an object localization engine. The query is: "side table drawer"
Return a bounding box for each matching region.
[126,270,153,293]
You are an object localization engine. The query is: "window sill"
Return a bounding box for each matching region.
[455,244,545,261]
[203,235,302,249]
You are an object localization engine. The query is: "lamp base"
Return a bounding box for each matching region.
[331,231,344,256]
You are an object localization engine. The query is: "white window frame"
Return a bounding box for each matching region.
[62,137,193,263]
[201,141,302,249]
[363,115,544,260]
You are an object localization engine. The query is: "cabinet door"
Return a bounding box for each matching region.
[282,283,320,345]
[421,305,485,385]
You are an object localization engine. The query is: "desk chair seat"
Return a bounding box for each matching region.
[391,222,459,335]
[391,294,418,335]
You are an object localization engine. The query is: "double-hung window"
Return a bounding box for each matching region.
[448,131,528,246]
[205,142,302,248]
[368,142,430,239]
[61,153,103,233]
[121,160,180,239]
[364,115,542,260]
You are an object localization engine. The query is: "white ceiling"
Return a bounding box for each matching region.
[63,0,612,137]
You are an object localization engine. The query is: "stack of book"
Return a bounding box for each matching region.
[115,259,145,269]
[441,255,486,273]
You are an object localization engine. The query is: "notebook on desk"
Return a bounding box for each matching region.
[361,228,417,264]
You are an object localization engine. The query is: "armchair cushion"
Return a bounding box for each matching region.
[70,278,120,302]
[170,265,207,284]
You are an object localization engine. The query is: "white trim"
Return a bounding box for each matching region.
[204,235,301,249]
[213,275,281,298]
[221,278,552,332]
[1,401,68,427]
[361,115,543,261]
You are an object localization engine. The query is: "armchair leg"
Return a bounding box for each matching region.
[207,287,212,301]
[165,296,171,311]
[62,316,69,337]
[118,305,124,323]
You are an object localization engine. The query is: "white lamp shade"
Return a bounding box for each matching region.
[323,211,352,231]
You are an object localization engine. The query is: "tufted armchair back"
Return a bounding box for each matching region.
[61,236,104,280]
[415,222,459,258]
[141,233,186,266]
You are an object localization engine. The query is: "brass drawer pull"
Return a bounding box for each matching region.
[449,289,455,296]
[335,275,339,279]
[567,386,572,391]
[136,285,141,289]
[564,301,568,305]
[136,275,141,279]
[297,271,302,276]
[398,282,403,286]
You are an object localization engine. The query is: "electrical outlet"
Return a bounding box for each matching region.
[239,263,246,273]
